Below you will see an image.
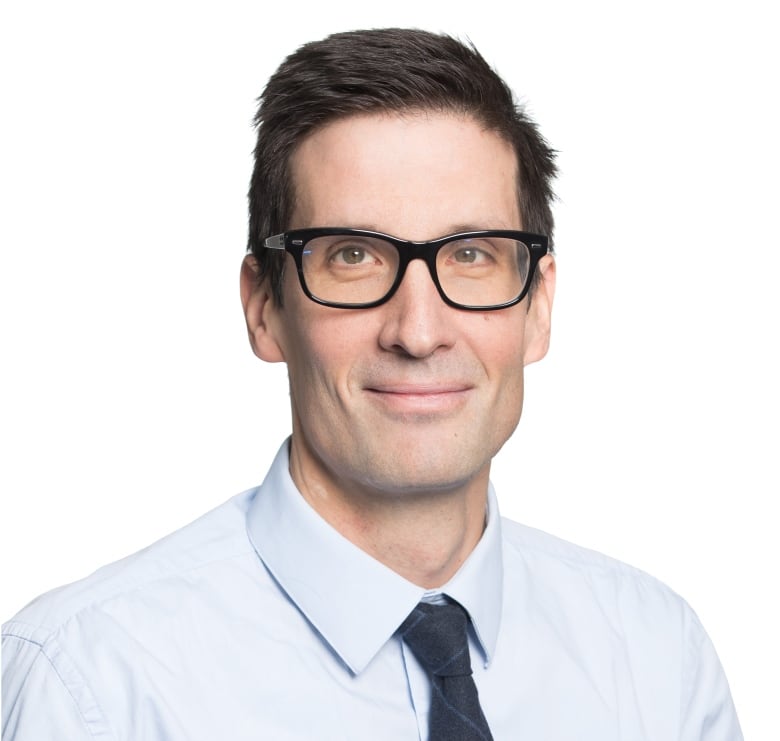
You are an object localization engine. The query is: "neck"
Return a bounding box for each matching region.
[288,439,489,589]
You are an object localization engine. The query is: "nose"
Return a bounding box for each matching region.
[377,259,457,358]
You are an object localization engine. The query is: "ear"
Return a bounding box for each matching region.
[240,255,286,363]
[522,254,556,366]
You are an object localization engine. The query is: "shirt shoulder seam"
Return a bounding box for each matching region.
[500,517,678,591]
[3,633,116,740]
[10,546,257,640]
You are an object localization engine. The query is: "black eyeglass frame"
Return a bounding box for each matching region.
[263,228,549,311]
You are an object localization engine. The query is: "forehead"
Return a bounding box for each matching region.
[289,112,521,237]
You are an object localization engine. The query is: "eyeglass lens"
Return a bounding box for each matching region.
[300,234,531,307]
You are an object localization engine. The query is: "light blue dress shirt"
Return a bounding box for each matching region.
[2,441,741,740]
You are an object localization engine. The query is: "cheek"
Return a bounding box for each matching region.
[473,318,528,425]
[494,357,525,415]
[281,310,373,397]
[475,313,528,377]
[488,344,527,437]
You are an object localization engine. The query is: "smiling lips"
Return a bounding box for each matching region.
[364,383,473,414]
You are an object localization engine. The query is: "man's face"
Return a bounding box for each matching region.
[244,112,554,501]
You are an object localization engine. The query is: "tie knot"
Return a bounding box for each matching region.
[399,602,473,678]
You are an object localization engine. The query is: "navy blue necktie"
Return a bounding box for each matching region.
[399,601,493,741]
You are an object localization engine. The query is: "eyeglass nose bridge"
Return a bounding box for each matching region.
[382,238,450,306]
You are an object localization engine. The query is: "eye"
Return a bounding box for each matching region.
[452,247,483,264]
[448,243,495,266]
[327,241,383,267]
[333,246,371,265]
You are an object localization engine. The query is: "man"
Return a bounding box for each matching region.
[2,28,741,740]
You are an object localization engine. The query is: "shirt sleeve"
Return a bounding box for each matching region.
[678,610,743,741]
[2,622,113,741]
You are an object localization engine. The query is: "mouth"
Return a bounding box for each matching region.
[364,383,473,415]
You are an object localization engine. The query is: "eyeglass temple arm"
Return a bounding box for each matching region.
[264,234,286,250]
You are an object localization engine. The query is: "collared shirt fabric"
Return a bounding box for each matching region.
[2,442,742,740]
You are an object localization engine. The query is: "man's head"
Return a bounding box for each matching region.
[247,28,557,305]
[241,28,557,510]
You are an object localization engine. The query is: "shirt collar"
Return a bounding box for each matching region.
[438,483,503,668]
[246,439,503,674]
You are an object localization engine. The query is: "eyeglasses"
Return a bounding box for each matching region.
[263,228,548,310]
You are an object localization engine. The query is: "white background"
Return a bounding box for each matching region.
[1,1,777,737]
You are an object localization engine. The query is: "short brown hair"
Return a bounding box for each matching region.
[248,28,557,304]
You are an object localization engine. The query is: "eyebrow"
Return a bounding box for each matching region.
[445,222,519,234]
